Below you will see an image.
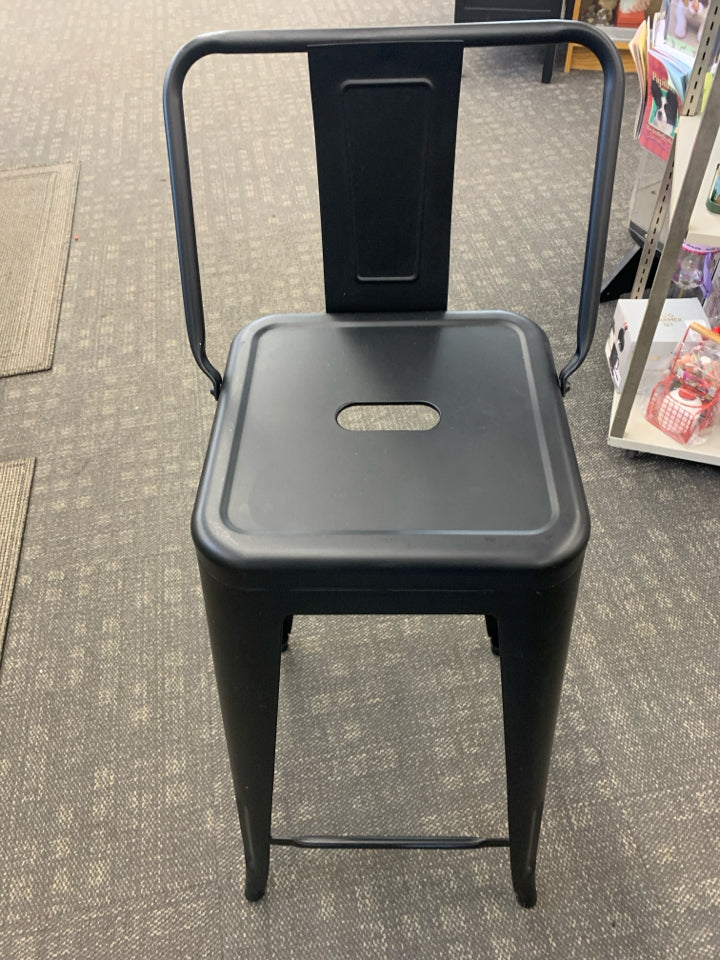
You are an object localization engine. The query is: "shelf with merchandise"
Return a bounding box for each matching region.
[607,2,720,466]
[608,314,720,464]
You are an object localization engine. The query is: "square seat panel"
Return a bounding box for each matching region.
[193,311,590,590]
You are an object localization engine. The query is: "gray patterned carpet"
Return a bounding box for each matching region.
[0,1,718,958]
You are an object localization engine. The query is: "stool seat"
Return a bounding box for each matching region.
[194,310,589,590]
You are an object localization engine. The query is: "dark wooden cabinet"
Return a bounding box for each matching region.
[454,1,563,16]
[453,0,566,82]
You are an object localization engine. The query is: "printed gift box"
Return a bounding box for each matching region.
[605,297,709,392]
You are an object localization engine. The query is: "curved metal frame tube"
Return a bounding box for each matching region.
[164,21,624,398]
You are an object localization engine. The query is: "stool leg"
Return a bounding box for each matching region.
[282,614,293,652]
[485,615,499,656]
[541,44,555,84]
[497,569,582,908]
[198,566,283,901]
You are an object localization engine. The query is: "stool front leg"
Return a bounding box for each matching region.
[497,569,582,908]
[198,567,283,901]
[485,614,500,656]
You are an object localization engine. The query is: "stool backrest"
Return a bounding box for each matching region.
[164,23,624,398]
[310,41,463,313]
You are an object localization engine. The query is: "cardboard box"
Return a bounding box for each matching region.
[606,298,710,393]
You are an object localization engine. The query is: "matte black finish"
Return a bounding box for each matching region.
[310,42,463,312]
[163,22,624,908]
[195,312,590,584]
[271,835,510,850]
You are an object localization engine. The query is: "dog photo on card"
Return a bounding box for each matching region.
[649,76,680,136]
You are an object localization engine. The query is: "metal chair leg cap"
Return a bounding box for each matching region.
[515,888,537,909]
[245,884,266,902]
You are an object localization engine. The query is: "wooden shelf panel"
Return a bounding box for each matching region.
[565,41,636,72]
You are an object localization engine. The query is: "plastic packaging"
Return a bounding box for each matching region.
[667,243,719,301]
[645,322,720,444]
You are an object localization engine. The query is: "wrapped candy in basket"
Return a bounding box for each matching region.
[646,323,720,445]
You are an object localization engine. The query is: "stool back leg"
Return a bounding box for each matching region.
[498,566,583,907]
[198,566,283,901]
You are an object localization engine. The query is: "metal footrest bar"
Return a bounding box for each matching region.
[271,834,510,850]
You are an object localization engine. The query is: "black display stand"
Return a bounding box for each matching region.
[453,0,568,83]
[600,225,661,302]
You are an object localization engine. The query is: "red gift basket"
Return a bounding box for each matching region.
[646,322,720,444]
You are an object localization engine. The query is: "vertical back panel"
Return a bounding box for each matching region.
[309,42,463,313]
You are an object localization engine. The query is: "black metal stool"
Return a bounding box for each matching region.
[164,21,623,908]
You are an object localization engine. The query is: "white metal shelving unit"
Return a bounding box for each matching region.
[608,1,720,466]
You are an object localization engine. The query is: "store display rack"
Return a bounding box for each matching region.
[608,0,720,465]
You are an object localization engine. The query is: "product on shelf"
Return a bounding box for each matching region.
[605,296,709,391]
[579,0,656,28]
[645,321,720,442]
[668,242,720,300]
[617,0,654,29]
